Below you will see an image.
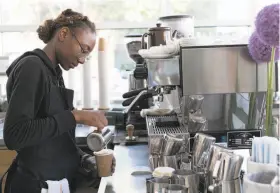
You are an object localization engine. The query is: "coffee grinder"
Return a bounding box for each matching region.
[114,35,151,144]
[124,35,148,91]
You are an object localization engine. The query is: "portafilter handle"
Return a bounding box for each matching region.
[122,88,146,99]
[123,90,148,114]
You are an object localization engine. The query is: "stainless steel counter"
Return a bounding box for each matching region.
[98,144,151,193]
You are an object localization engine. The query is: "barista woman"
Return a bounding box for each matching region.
[2,9,113,193]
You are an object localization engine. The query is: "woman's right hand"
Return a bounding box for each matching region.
[71,110,108,129]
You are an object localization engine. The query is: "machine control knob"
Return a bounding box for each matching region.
[134,65,148,79]
[158,94,164,102]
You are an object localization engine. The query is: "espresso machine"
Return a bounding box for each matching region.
[113,35,152,144]
[145,44,268,140]
[141,44,273,193]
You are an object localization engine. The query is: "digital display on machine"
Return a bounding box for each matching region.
[227,130,262,149]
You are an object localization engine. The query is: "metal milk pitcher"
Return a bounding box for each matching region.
[208,178,242,193]
[171,169,199,193]
[206,144,234,183]
[208,152,244,193]
[141,23,177,49]
[86,128,113,152]
[191,133,216,171]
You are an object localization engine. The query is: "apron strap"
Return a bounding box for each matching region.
[0,156,49,193]
[0,157,18,193]
[0,169,10,193]
[16,166,48,190]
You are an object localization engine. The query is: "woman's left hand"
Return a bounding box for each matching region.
[111,155,116,174]
[82,154,116,175]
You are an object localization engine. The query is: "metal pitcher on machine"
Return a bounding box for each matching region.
[141,23,177,49]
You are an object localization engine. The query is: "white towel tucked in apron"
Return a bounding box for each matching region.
[41,178,70,193]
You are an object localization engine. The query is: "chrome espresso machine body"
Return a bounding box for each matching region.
[144,44,271,193]
[146,44,268,136]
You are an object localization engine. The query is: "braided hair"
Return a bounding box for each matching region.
[36,9,96,44]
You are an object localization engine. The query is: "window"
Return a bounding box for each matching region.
[66,28,146,108]
[254,0,280,14]
[2,0,274,26]
[0,0,83,25]
[0,34,6,97]
[0,0,163,25]
[0,34,2,54]
[0,28,146,108]
[82,0,163,23]
[0,0,278,108]
[75,28,146,108]
[166,0,255,26]
[1,32,44,60]
[170,0,221,25]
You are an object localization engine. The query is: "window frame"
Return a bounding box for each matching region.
[0,21,253,33]
[0,0,271,108]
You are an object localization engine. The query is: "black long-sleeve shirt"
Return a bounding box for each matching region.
[4,49,84,182]
[4,53,76,150]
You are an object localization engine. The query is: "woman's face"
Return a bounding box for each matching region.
[56,27,96,70]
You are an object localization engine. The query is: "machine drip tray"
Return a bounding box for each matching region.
[113,130,148,145]
[146,115,188,135]
[113,135,148,145]
[155,121,180,128]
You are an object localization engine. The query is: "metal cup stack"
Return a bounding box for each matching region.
[146,115,190,171]
[149,133,187,170]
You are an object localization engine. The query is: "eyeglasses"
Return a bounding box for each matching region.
[70,30,90,61]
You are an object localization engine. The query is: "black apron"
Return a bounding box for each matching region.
[0,52,80,193]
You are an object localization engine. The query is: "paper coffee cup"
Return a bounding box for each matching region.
[94,149,114,177]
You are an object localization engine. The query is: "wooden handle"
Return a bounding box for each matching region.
[126,124,135,130]
[126,124,134,138]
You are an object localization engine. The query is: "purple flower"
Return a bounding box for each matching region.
[248,32,279,63]
[255,3,280,46]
